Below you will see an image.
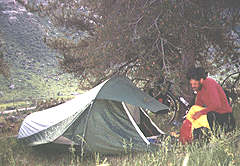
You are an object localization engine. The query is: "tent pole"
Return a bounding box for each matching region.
[81,100,94,156]
[122,102,150,145]
[140,108,165,135]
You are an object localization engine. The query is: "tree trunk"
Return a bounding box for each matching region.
[176,26,196,122]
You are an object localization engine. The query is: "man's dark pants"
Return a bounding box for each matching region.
[207,111,236,135]
[193,112,235,140]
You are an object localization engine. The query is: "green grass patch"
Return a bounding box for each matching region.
[1,129,240,166]
[0,105,239,166]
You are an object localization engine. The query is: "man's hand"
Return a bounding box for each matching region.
[192,111,202,120]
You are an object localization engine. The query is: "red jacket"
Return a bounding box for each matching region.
[196,78,232,115]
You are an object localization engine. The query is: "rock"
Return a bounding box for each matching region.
[5,106,15,110]
[0,122,6,128]
[4,116,18,122]
[71,92,78,95]
[9,124,15,128]
[9,84,15,89]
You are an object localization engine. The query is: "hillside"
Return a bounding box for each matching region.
[0,1,80,109]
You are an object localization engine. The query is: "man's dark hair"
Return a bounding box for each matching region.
[186,66,208,81]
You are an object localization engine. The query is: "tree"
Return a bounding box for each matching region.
[17,0,240,119]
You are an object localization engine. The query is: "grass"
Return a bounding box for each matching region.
[0,104,239,166]
[0,72,83,111]
[0,2,84,110]
[1,128,240,165]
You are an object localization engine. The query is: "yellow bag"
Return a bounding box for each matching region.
[186,105,210,130]
[179,105,210,144]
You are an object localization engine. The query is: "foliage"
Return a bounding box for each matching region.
[34,97,68,111]
[0,41,10,78]
[0,1,83,106]
[1,125,240,165]
[16,0,240,91]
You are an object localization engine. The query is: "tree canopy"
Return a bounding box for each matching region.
[16,0,240,91]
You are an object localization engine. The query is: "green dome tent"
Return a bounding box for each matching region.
[17,75,169,155]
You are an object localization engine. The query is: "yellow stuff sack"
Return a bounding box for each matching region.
[186,105,210,130]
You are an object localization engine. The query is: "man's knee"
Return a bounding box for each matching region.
[207,112,215,123]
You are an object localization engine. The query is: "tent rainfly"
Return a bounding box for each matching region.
[17,75,169,155]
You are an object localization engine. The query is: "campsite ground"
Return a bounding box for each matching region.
[0,102,240,166]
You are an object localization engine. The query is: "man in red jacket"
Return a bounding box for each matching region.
[186,66,235,136]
